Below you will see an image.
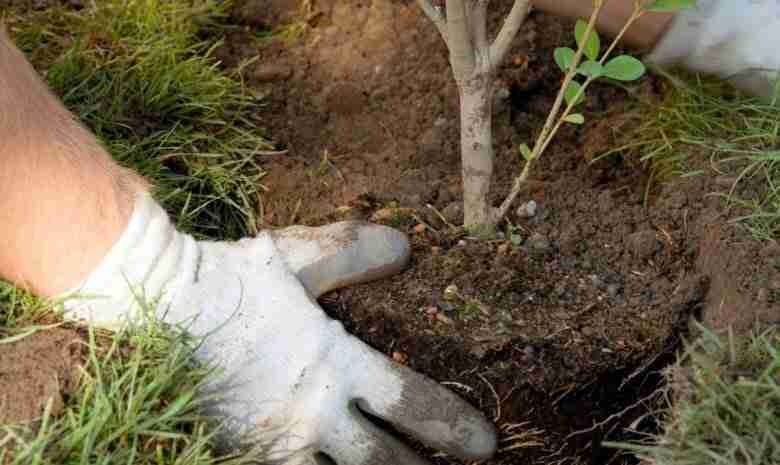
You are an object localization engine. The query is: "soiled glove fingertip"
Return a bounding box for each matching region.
[460,416,498,459]
[357,223,411,271]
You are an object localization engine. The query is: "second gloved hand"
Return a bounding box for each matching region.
[63,193,497,465]
[648,0,780,100]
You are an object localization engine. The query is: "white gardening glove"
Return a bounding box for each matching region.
[62,193,497,465]
[647,0,780,100]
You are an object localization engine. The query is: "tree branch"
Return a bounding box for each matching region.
[471,0,489,53]
[488,0,531,72]
[445,0,476,80]
[415,0,449,45]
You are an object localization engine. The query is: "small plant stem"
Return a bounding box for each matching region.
[489,0,531,71]
[538,9,643,155]
[599,8,642,66]
[495,4,645,222]
[495,4,602,221]
[530,4,601,157]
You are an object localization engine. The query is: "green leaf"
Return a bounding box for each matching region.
[575,19,600,61]
[644,0,695,12]
[564,113,585,125]
[519,143,532,161]
[604,56,646,81]
[564,80,585,107]
[577,60,603,78]
[554,47,576,72]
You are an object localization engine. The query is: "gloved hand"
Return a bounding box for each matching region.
[63,193,497,464]
[647,0,780,100]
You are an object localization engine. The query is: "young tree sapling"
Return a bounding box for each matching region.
[415,0,693,236]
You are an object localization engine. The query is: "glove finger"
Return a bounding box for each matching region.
[271,222,410,297]
[348,342,497,460]
[320,404,431,465]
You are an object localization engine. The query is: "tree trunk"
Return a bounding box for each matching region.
[459,78,495,235]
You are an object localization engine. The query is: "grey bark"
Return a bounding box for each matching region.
[417,0,531,232]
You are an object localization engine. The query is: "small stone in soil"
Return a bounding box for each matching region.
[413,223,427,234]
[589,274,605,289]
[250,63,293,83]
[516,200,538,218]
[625,230,661,260]
[444,283,459,300]
[527,232,552,252]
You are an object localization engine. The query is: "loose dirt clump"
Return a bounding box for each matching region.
[0,328,84,425]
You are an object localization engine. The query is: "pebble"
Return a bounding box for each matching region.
[606,283,621,298]
[625,230,660,260]
[493,85,511,114]
[392,351,409,364]
[250,63,292,83]
[516,200,538,218]
[443,284,460,301]
[431,246,442,256]
[527,232,551,252]
[413,224,427,234]
[589,274,605,289]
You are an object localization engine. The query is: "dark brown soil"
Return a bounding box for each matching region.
[225,0,780,464]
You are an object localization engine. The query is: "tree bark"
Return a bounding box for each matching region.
[417,0,530,234]
[459,77,494,233]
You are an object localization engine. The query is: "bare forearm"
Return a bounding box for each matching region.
[0,28,142,296]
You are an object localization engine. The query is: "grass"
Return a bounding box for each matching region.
[610,325,780,464]
[1,0,274,462]
[0,281,250,465]
[4,0,272,240]
[600,70,780,463]
[607,71,780,239]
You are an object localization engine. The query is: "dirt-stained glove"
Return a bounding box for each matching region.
[647,0,780,100]
[62,193,497,465]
